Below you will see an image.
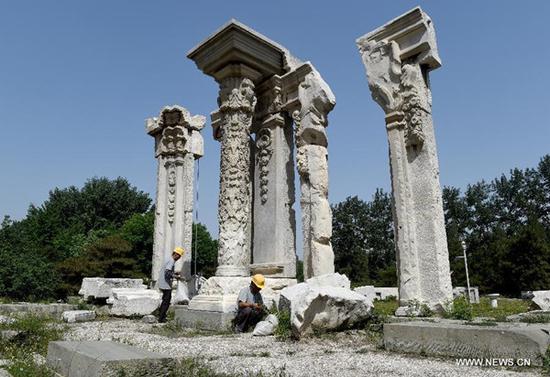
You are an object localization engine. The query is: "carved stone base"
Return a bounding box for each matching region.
[187,276,297,313]
[215,265,250,277]
[174,305,235,331]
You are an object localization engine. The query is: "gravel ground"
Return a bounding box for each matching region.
[64,319,542,377]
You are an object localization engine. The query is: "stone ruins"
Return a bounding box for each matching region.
[146,106,205,302]
[356,7,453,313]
[143,9,454,321]
[176,20,337,324]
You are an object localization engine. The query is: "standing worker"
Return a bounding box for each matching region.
[234,274,266,333]
[158,246,184,323]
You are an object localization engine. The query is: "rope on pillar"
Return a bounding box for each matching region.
[193,158,200,277]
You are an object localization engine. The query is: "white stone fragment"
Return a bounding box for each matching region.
[62,310,96,323]
[109,288,161,317]
[78,278,145,300]
[306,273,350,289]
[532,291,550,311]
[279,275,373,338]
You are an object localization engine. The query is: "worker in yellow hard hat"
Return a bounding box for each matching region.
[234,274,266,333]
[158,246,185,323]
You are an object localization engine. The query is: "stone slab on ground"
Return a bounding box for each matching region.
[46,340,175,377]
[62,310,96,323]
[79,278,146,301]
[0,303,76,319]
[0,369,12,377]
[384,320,550,366]
[108,288,161,317]
[174,305,234,331]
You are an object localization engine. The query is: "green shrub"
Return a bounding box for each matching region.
[273,309,293,341]
[444,296,473,321]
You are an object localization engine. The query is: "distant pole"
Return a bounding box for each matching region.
[461,240,471,303]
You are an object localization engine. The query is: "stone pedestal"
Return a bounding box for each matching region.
[146,106,204,302]
[356,7,452,312]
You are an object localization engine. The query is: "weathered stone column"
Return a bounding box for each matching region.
[146,106,204,302]
[291,65,336,279]
[251,76,296,278]
[214,67,259,277]
[356,7,452,312]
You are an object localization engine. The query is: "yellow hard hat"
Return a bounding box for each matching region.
[173,247,185,256]
[251,274,265,289]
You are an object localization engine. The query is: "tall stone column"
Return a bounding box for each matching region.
[251,76,296,278]
[356,7,452,312]
[291,65,336,279]
[215,69,258,277]
[146,106,204,302]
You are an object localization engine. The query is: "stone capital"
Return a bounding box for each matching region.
[146,105,205,158]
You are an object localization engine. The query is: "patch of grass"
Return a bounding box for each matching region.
[520,314,550,323]
[463,320,498,326]
[147,321,232,338]
[543,346,550,375]
[372,297,398,318]
[471,297,531,322]
[443,296,473,321]
[6,357,55,377]
[171,358,221,377]
[0,313,67,377]
[0,314,66,355]
[273,309,293,341]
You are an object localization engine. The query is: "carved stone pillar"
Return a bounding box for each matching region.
[251,77,296,278]
[291,65,336,279]
[356,7,452,313]
[214,68,258,277]
[146,106,204,302]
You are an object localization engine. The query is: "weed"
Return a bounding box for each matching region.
[520,314,550,323]
[443,296,473,321]
[273,309,293,341]
[0,313,66,377]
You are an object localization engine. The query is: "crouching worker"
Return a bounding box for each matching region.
[234,274,266,333]
[158,246,185,323]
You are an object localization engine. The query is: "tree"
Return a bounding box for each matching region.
[332,191,395,286]
[191,223,218,278]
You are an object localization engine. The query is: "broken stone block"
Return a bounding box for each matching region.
[47,341,175,376]
[532,290,550,311]
[142,315,158,324]
[62,310,96,323]
[279,276,373,338]
[384,320,550,366]
[79,278,146,301]
[306,272,350,289]
[108,288,161,317]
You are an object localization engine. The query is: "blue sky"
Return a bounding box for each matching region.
[1,1,549,253]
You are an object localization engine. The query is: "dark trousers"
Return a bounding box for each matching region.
[234,307,264,332]
[158,289,172,322]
